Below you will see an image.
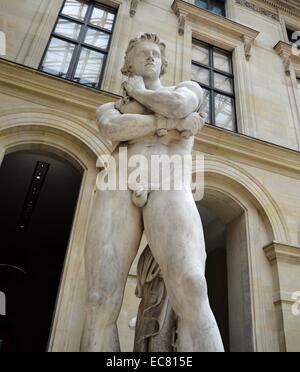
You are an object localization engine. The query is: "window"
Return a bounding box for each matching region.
[39,0,116,89]
[194,0,226,17]
[192,40,236,131]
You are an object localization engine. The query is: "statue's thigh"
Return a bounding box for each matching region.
[143,190,206,277]
[85,189,143,290]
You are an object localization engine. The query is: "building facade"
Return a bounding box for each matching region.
[0,0,300,352]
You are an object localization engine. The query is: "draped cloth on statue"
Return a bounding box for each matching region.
[134,246,177,352]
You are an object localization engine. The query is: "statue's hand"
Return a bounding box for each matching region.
[122,76,145,97]
[177,112,205,139]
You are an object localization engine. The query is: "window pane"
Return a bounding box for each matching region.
[210,0,225,16]
[215,94,235,131]
[54,18,82,40]
[214,72,233,94]
[61,0,88,21]
[73,48,105,87]
[200,88,211,124]
[195,0,208,10]
[192,43,209,65]
[213,49,231,72]
[192,64,210,86]
[41,37,75,77]
[84,28,110,50]
[90,7,115,31]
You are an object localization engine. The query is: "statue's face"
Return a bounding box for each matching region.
[130,41,162,80]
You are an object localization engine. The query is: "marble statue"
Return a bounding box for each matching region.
[80,33,224,352]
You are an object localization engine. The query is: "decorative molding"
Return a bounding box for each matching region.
[172,0,259,60]
[236,0,300,19]
[236,0,280,21]
[263,0,300,17]
[194,124,300,180]
[281,53,292,75]
[201,155,290,243]
[95,0,123,8]
[264,242,300,264]
[243,35,253,60]
[0,59,117,112]
[129,0,140,17]
[274,41,300,76]
[178,14,186,36]
[273,291,297,305]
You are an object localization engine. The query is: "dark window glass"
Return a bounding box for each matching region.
[194,0,226,17]
[192,40,236,131]
[40,0,116,89]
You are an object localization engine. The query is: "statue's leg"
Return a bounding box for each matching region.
[81,189,143,352]
[143,190,224,352]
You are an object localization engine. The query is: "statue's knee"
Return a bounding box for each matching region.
[181,272,208,301]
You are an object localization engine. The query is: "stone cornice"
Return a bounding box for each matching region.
[264,242,300,264]
[195,125,300,180]
[94,0,123,8]
[0,59,117,115]
[236,0,300,19]
[172,0,259,60]
[274,41,300,63]
[235,0,279,21]
[0,59,300,179]
[274,41,300,75]
[264,0,300,16]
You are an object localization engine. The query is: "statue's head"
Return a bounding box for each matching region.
[121,33,168,79]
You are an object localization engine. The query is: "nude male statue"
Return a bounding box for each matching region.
[80,33,224,352]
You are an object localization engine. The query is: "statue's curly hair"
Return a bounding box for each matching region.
[121,33,168,77]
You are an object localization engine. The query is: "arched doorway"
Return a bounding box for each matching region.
[196,175,275,352]
[197,204,230,350]
[0,150,83,352]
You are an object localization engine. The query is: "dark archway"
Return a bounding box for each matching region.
[0,151,83,352]
[197,186,255,352]
[198,205,229,351]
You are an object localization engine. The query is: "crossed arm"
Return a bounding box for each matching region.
[124,80,203,119]
[96,103,158,142]
[96,80,204,143]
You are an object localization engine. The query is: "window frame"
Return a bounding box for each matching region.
[192,39,237,132]
[39,0,117,89]
[194,0,226,17]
